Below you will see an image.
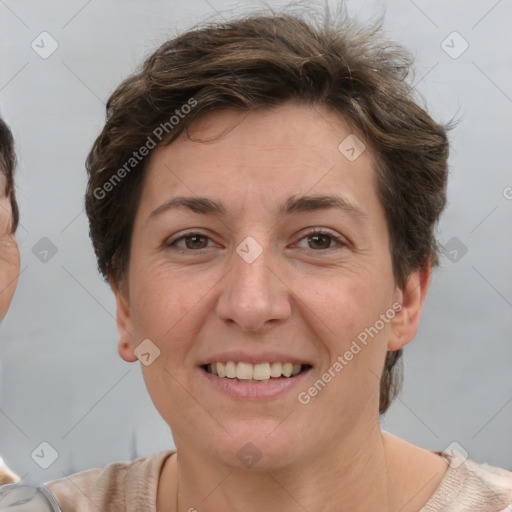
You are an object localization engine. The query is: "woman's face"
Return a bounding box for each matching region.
[115,102,421,468]
[0,179,19,321]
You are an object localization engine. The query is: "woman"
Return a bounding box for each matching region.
[0,116,21,486]
[43,7,512,512]
[0,117,20,328]
[0,119,62,511]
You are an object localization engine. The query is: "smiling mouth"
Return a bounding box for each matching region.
[202,362,312,383]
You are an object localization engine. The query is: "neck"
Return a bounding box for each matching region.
[169,423,393,512]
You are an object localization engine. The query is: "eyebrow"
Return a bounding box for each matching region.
[148,194,367,220]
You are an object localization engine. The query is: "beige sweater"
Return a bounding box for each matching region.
[45,450,512,511]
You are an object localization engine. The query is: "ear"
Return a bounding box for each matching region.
[387,262,431,351]
[109,276,138,363]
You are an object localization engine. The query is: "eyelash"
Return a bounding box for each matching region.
[164,228,347,253]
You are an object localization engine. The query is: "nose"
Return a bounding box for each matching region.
[215,239,292,333]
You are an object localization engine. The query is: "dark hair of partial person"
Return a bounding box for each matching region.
[83,5,451,414]
[0,116,19,232]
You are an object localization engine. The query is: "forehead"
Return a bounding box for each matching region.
[168,102,373,166]
[140,102,380,219]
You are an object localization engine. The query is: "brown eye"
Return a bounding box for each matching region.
[307,233,333,250]
[295,229,345,251]
[183,235,209,249]
[165,232,213,251]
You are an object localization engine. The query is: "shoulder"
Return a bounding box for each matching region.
[422,450,512,512]
[45,450,175,512]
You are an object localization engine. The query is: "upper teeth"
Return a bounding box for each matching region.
[208,362,302,380]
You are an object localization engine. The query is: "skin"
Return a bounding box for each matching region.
[113,102,448,511]
[0,172,20,484]
[0,176,19,321]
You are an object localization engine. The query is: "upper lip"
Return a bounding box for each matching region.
[198,350,313,366]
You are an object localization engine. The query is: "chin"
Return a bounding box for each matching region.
[202,420,309,471]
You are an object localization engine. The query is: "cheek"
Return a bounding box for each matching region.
[0,197,12,233]
[297,270,392,346]
[129,263,220,351]
[0,235,20,319]
[294,268,393,410]
[298,284,391,428]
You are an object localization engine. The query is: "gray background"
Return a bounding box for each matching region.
[0,0,511,485]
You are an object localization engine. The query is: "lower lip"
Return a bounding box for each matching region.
[199,366,311,399]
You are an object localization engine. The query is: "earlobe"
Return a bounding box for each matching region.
[109,277,138,363]
[387,263,431,351]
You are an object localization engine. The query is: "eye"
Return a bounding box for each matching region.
[164,228,347,253]
[295,228,346,251]
[165,231,214,251]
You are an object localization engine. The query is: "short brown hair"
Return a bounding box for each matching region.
[85,7,450,414]
[0,116,19,233]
